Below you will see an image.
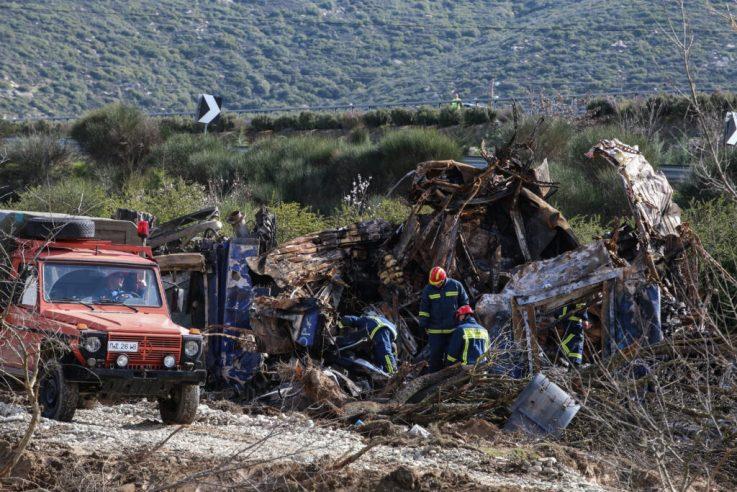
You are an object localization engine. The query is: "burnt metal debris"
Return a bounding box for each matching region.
[143,133,712,432]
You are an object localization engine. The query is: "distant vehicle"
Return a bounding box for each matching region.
[0,211,205,423]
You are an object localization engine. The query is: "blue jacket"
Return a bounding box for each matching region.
[446,317,489,366]
[418,278,470,334]
[339,315,398,374]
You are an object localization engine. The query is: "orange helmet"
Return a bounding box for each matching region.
[455,305,474,319]
[429,266,447,287]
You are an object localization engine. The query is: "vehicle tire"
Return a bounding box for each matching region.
[158,384,199,424]
[39,360,79,422]
[20,217,95,240]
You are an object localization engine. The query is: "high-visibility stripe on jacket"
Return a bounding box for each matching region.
[418,278,470,333]
[446,318,489,366]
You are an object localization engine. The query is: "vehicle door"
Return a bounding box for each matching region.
[1,265,40,372]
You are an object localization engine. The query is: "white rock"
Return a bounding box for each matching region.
[408,424,431,439]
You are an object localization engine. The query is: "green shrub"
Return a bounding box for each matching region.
[251,115,275,131]
[567,215,608,244]
[339,112,362,130]
[273,114,299,131]
[0,135,76,191]
[390,108,415,126]
[586,98,618,119]
[272,202,327,243]
[9,178,114,217]
[158,116,199,138]
[548,160,629,220]
[362,109,391,128]
[414,106,440,126]
[297,111,317,130]
[438,106,462,127]
[462,107,492,126]
[148,133,227,179]
[314,113,341,130]
[347,127,370,145]
[686,198,737,276]
[71,103,161,174]
[113,171,208,222]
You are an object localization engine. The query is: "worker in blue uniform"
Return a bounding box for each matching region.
[556,303,590,367]
[338,314,398,374]
[446,305,490,367]
[418,266,470,372]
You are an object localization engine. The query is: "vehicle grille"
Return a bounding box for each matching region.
[105,334,181,369]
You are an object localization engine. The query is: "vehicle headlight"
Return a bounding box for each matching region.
[163,355,176,368]
[83,336,102,353]
[184,339,200,357]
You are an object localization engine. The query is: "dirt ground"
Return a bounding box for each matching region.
[0,396,613,491]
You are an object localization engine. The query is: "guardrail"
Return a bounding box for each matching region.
[462,157,693,185]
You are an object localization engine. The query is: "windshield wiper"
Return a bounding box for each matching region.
[95,299,139,313]
[52,298,95,311]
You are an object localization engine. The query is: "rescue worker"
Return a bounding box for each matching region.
[338,314,398,374]
[556,303,590,367]
[446,305,489,367]
[418,266,470,372]
[450,92,462,110]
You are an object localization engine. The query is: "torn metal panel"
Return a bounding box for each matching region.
[589,139,682,239]
[247,219,393,288]
[249,296,326,354]
[155,253,206,273]
[503,241,615,299]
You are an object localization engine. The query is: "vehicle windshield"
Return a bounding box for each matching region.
[43,263,163,307]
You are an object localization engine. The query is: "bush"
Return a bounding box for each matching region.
[548,160,629,220]
[71,103,161,174]
[339,112,362,130]
[314,113,341,130]
[273,114,299,131]
[347,127,370,145]
[158,116,199,138]
[686,198,737,276]
[8,178,114,217]
[272,202,327,243]
[113,172,209,222]
[414,107,440,126]
[390,108,415,126]
[586,98,618,119]
[438,106,462,127]
[567,215,608,244]
[0,135,76,191]
[297,111,317,130]
[463,107,492,126]
[362,109,391,128]
[251,115,275,131]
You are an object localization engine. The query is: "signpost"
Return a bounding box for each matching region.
[195,94,222,133]
[725,112,737,147]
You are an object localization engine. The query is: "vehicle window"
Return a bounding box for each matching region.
[20,271,38,307]
[42,263,163,307]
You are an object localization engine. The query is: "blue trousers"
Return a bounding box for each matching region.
[372,327,397,374]
[427,333,452,373]
[560,322,584,365]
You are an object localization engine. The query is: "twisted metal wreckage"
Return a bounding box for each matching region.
[152,136,711,433]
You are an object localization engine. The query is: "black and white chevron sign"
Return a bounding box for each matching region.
[196,94,222,125]
[725,112,737,147]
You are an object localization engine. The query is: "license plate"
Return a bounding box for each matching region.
[108,341,138,352]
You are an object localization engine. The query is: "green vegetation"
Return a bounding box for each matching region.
[2,1,733,119]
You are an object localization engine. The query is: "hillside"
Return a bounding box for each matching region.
[2,0,736,118]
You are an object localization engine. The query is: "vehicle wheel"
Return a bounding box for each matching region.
[20,217,95,240]
[158,384,199,424]
[39,360,79,422]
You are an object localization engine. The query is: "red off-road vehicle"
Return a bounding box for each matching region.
[0,213,205,423]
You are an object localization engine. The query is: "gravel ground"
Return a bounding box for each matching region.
[0,400,607,490]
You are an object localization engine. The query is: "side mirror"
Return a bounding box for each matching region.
[171,287,186,314]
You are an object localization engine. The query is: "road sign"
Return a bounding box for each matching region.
[196,94,222,125]
[725,112,737,146]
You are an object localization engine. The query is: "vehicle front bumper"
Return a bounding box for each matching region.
[64,365,206,397]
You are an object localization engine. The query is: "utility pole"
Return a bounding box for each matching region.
[489,78,496,110]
